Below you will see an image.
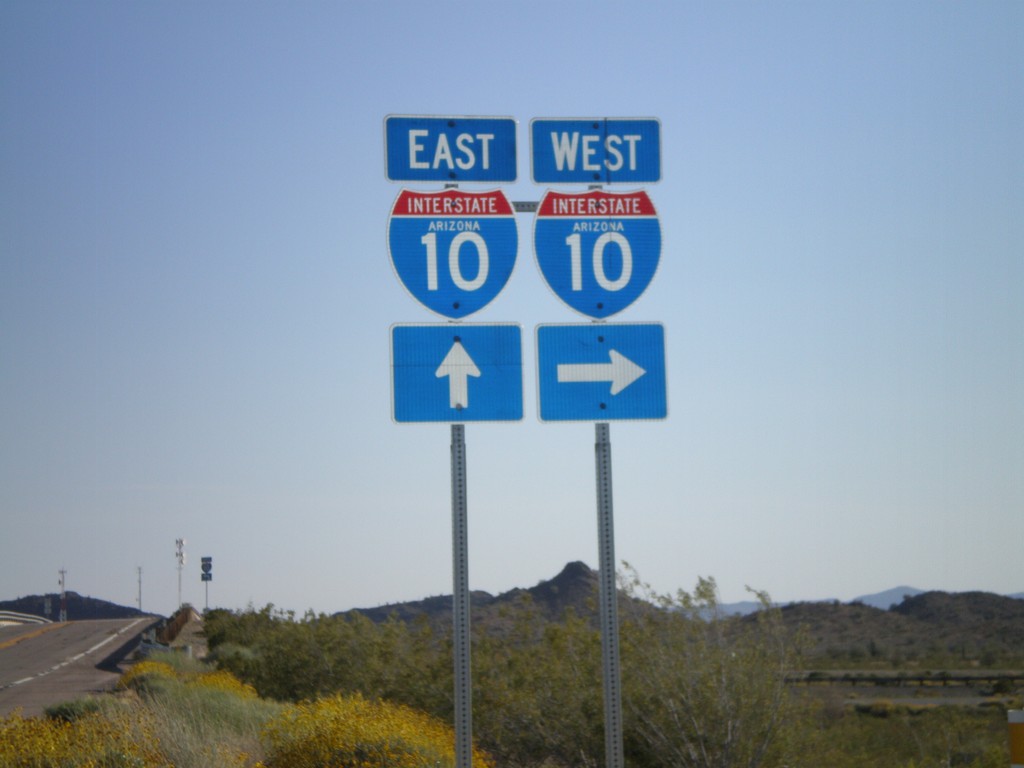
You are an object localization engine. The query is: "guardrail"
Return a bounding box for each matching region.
[790,669,1024,687]
[156,605,198,644]
[0,610,52,626]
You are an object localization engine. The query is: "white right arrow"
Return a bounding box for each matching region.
[436,341,481,410]
[557,349,646,395]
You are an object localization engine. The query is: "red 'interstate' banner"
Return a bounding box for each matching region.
[391,188,514,217]
[536,189,657,218]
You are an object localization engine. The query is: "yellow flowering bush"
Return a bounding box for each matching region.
[190,669,260,699]
[2,653,489,768]
[116,659,178,691]
[261,693,493,768]
[0,708,165,767]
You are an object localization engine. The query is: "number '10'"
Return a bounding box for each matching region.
[420,232,489,291]
[566,232,632,291]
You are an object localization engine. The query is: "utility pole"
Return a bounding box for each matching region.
[137,566,143,612]
[175,539,186,609]
[58,568,67,622]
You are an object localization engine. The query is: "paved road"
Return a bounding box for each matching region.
[0,617,160,717]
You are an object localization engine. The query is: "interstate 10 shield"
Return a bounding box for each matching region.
[534,189,661,319]
[388,189,518,319]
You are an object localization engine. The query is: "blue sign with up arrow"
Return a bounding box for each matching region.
[536,323,666,422]
[391,324,523,423]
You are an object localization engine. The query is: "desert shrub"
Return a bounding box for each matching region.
[856,699,896,718]
[789,702,1011,768]
[472,601,603,767]
[619,569,802,768]
[261,692,492,768]
[206,607,448,715]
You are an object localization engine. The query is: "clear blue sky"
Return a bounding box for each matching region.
[2,2,1021,617]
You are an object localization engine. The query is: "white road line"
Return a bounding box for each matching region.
[0,619,150,691]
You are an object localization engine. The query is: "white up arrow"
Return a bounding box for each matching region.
[436,341,481,410]
[557,350,646,395]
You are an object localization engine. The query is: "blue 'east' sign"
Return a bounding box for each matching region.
[534,189,661,319]
[389,189,518,319]
[531,118,661,184]
[392,324,523,423]
[536,323,666,422]
[385,115,517,183]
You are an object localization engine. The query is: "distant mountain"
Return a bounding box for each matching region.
[779,590,1024,662]
[5,568,1018,652]
[722,586,1019,615]
[717,587,922,617]
[892,589,1024,628]
[339,564,1024,665]
[343,565,1021,626]
[0,592,151,621]
[717,600,766,616]
[852,586,926,610]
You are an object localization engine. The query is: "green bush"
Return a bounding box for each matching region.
[44,696,102,723]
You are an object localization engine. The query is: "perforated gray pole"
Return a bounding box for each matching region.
[595,422,624,768]
[451,423,472,767]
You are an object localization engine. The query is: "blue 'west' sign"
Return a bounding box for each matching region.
[536,323,666,422]
[385,115,517,183]
[392,324,522,423]
[531,118,661,184]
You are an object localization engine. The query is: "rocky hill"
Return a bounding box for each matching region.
[342,561,602,629]
[0,592,150,621]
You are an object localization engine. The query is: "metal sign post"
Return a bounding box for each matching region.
[201,557,212,611]
[595,423,624,768]
[451,424,472,768]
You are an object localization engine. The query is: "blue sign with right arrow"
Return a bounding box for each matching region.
[536,323,666,422]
